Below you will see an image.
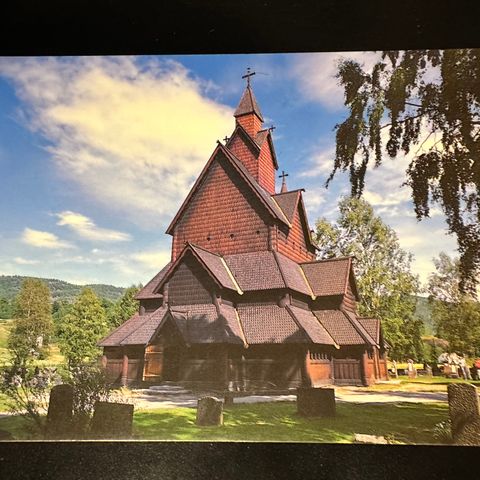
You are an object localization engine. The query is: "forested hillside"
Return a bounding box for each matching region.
[0,275,125,304]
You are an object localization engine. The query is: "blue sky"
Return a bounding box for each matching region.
[0,54,457,287]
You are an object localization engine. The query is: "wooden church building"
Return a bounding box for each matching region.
[99,73,388,390]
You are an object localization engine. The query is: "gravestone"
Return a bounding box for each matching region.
[90,401,134,439]
[224,392,234,407]
[455,416,480,445]
[448,383,480,445]
[196,396,223,426]
[354,433,388,444]
[46,384,73,439]
[297,387,335,417]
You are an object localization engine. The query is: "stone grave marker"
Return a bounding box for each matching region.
[297,387,335,417]
[196,396,223,426]
[354,433,388,444]
[448,383,480,445]
[46,384,73,439]
[224,392,234,407]
[90,401,134,439]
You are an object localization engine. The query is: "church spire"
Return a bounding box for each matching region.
[234,68,264,136]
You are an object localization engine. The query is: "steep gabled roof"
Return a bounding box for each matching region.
[169,303,245,344]
[226,124,278,169]
[234,85,264,121]
[236,303,308,344]
[135,262,171,300]
[357,317,381,345]
[98,306,169,347]
[301,257,357,298]
[154,243,243,295]
[312,310,366,346]
[273,190,300,223]
[166,143,289,235]
[287,304,338,346]
[273,189,317,250]
[223,249,313,297]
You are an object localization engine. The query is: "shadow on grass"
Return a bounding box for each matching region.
[132,401,449,444]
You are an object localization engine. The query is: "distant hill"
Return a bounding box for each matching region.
[0,275,126,304]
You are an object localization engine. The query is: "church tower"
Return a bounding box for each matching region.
[99,71,388,391]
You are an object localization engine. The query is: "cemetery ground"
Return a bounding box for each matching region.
[0,399,448,443]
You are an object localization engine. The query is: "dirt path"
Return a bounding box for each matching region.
[128,386,448,410]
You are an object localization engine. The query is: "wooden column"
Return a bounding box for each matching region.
[330,355,335,384]
[241,354,247,391]
[361,350,369,386]
[101,355,108,369]
[301,349,312,387]
[220,346,229,390]
[121,351,129,386]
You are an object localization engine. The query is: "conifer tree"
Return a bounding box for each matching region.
[108,285,141,328]
[57,287,108,367]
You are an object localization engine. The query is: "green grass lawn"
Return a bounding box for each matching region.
[0,319,64,367]
[363,375,480,393]
[0,401,448,443]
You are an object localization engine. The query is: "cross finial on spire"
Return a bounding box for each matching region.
[279,170,289,193]
[242,67,256,86]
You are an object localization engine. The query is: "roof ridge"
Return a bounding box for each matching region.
[272,250,288,290]
[311,310,341,346]
[274,250,316,300]
[188,242,222,257]
[284,303,313,344]
[289,304,340,348]
[98,312,144,346]
[272,189,305,197]
[342,309,378,347]
[226,123,261,151]
[300,256,354,265]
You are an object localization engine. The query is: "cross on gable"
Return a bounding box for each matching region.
[241,67,256,86]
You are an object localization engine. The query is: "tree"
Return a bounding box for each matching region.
[0,279,56,434]
[8,278,53,367]
[107,285,141,328]
[0,297,13,319]
[315,196,422,360]
[427,252,480,356]
[57,288,109,367]
[427,252,462,303]
[330,49,480,296]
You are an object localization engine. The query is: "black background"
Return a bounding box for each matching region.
[1,0,479,478]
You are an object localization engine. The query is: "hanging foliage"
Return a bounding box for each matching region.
[330,49,480,296]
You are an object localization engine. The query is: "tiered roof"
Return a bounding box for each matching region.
[101,79,382,354]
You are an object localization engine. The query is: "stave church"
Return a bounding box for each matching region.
[99,72,388,390]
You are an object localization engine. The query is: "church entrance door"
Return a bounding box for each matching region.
[163,346,180,381]
[332,358,362,385]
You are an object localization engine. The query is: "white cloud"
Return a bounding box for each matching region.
[289,51,382,110]
[55,211,131,242]
[0,57,233,228]
[299,146,336,179]
[131,249,171,269]
[21,228,73,249]
[14,256,40,265]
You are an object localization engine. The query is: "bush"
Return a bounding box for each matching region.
[65,364,111,434]
[0,365,62,434]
